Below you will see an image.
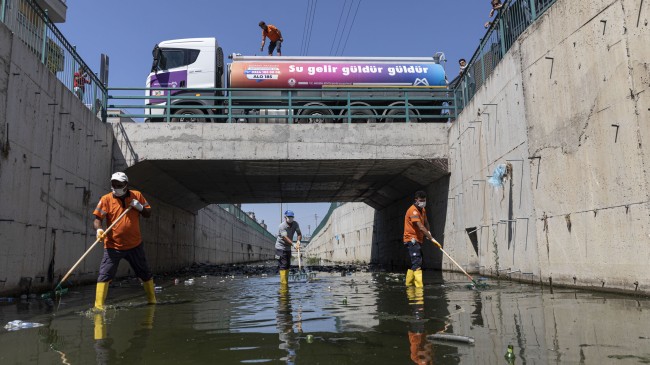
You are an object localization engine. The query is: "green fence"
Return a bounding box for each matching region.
[218,204,276,241]
[0,0,106,115]
[453,0,557,110]
[106,86,457,124]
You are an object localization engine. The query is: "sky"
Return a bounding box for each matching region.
[58,0,491,233]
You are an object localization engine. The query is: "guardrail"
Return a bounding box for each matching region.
[106,87,459,124]
[453,0,557,109]
[0,0,106,115]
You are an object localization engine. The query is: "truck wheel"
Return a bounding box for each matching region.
[340,103,377,123]
[298,103,334,123]
[383,104,420,123]
[171,108,204,123]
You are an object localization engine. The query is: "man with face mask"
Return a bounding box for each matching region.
[276,210,302,284]
[92,172,155,311]
[403,191,438,287]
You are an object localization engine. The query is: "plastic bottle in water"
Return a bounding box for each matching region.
[4,320,44,331]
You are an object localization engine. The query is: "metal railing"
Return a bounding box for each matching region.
[106,87,458,124]
[0,0,106,115]
[453,0,557,110]
[219,204,276,241]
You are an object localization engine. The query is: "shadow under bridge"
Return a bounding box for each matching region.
[112,123,449,212]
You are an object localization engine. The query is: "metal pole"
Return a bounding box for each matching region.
[40,9,48,65]
[529,0,537,20]
[1,0,7,23]
[499,18,506,58]
[288,90,293,124]
[165,91,171,123]
[405,91,410,123]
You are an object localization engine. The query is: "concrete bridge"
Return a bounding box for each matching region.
[112,122,450,212]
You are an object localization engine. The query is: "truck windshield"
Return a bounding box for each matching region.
[151,47,200,72]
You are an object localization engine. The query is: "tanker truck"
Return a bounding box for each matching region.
[144,37,449,123]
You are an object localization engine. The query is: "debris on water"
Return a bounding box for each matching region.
[184,278,195,285]
[505,344,516,360]
[174,278,180,285]
[427,333,475,345]
[201,275,207,278]
[306,334,314,343]
[342,297,348,305]
[4,320,44,331]
[154,286,163,292]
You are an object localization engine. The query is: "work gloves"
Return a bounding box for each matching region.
[130,199,144,212]
[96,228,106,242]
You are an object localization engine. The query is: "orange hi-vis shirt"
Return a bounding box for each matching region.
[403,204,428,243]
[262,25,282,42]
[93,190,150,250]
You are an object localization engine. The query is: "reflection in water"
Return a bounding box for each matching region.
[2,271,650,364]
[277,283,300,364]
[92,305,156,365]
[407,287,434,365]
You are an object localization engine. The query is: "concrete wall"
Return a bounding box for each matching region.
[306,175,449,270]
[0,23,274,296]
[446,0,650,293]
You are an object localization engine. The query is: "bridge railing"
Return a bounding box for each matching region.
[453,0,557,109]
[105,87,458,124]
[0,0,107,115]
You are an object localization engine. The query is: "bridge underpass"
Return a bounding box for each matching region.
[112,123,449,212]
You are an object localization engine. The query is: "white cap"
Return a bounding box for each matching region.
[111,172,128,182]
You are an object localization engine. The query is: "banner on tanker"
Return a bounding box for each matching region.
[229,62,446,88]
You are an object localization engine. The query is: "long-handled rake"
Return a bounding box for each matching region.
[430,235,488,289]
[42,207,132,299]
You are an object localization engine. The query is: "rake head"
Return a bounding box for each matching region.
[40,287,69,299]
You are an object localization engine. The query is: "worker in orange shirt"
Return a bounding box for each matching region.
[259,21,283,56]
[403,190,439,287]
[92,172,156,311]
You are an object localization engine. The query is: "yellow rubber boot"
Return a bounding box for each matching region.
[94,281,109,312]
[280,269,289,285]
[414,269,424,288]
[93,313,106,340]
[406,269,415,286]
[143,279,157,305]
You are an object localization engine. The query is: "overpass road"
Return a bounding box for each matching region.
[112,122,449,212]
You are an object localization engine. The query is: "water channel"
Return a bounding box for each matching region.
[1,265,649,364]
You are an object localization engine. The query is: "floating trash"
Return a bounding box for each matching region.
[4,320,44,331]
[184,279,195,285]
[306,334,314,343]
[427,333,475,345]
[154,286,163,292]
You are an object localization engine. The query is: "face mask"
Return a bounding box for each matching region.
[112,186,127,197]
[416,201,426,208]
[286,217,294,223]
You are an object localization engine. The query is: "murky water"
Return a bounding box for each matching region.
[1,268,649,364]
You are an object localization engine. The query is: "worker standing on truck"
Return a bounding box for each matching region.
[403,190,438,288]
[259,21,283,56]
[92,172,156,311]
[276,210,302,284]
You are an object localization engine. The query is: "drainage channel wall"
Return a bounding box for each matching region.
[0,23,274,296]
[446,0,649,295]
[307,0,650,295]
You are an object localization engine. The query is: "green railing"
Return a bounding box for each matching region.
[218,204,276,241]
[452,0,557,110]
[0,0,106,116]
[105,87,458,124]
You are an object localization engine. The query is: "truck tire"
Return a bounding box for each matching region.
[297,103,334,124]
[340,103,377,123]
[383,103,420,123]
[171,108,204,123]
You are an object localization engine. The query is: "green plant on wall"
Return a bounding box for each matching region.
[492,226,499,274]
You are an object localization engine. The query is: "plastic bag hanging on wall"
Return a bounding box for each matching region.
[488,163,512,188]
